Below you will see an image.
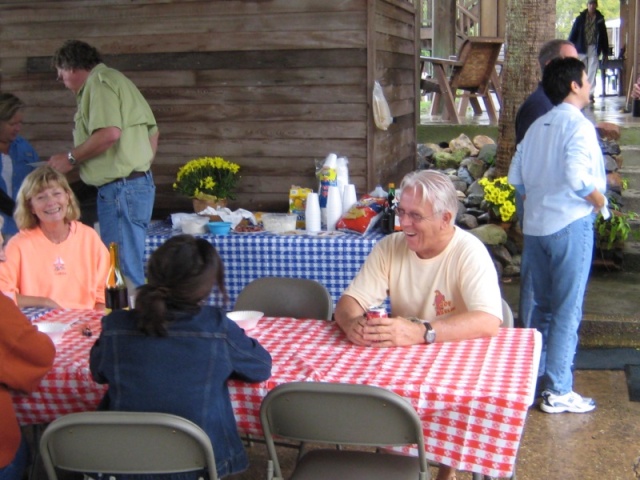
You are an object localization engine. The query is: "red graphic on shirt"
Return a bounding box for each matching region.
[433,290,455,316]
[53,257,66,275]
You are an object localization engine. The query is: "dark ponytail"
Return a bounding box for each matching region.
[134,235,227,336]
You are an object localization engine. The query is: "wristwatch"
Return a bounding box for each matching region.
[67,151,77,166]
[423,321,436,344]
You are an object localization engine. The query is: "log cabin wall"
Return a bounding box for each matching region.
[0,0,418,217]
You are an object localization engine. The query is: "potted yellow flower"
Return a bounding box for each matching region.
[478,176,516,223]
[173,156,241,212]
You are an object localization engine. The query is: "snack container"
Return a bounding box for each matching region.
[289,186,313,229]
[262,213,297,233]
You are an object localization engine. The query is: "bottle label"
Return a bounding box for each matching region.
[105,288,129,312]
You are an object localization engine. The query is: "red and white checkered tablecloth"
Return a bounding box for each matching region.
[13,309,107,426]
[14,310,540,478]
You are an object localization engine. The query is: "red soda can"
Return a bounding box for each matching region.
[366,306,388,320]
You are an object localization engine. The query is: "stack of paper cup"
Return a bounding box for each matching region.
[341,184,357,214]
[305,192,321,233]
[326,186,342,232]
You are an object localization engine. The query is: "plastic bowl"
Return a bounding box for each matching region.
[227,310,264,330]
[36,322,70,345]
[262,213,297,233]
[208,221,232,236]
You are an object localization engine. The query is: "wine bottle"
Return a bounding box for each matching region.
[382,183,396,234]
[105,242,129,312]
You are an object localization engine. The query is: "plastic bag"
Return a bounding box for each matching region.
[336,194,386,235]
[373,81,393,130]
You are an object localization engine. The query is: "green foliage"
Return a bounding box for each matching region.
[621,177,629,191]
[556,0,620,39]
[595,200,639,250]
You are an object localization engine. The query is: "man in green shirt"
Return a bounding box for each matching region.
[49,40,159,287]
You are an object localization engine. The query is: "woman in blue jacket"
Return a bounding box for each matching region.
[90,235,272,479]
[0,93,40,236]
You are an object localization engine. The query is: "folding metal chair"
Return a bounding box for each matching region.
[260,381,429,480]
[39,411,218,480]
[235,277,333,320]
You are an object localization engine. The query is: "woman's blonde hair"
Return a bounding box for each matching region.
[14,166,81,230]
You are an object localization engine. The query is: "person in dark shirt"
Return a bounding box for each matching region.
[515,40,579,145]
[568,0,609,102]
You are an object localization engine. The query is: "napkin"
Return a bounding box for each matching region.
[173,208,258,229]
[600,196,611,220]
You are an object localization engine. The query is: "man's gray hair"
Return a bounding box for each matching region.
[399,170,458,225]
[538,39,575,72]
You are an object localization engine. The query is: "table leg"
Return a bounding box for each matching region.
[432,64,460,123]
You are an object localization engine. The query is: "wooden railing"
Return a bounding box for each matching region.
[456,3,479,41]
[420,0,481,47]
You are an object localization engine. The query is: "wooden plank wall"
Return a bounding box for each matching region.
[0,0,417,217]
[372,0,418,189]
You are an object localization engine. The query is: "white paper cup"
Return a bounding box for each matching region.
[326,186,342,232]
[305,193,321,233]
[341,184,357,214]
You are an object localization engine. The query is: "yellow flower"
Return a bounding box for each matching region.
[480,176,516,223]
[173,156,241,200]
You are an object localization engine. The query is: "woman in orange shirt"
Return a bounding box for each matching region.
[0,166,109,309]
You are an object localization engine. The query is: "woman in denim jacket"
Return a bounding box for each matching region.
[90,235,272,479]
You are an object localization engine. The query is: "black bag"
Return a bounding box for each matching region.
[0,189,15,217]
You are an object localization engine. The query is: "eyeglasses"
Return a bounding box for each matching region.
[395,208,437,223]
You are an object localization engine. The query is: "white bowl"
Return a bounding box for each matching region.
[227,310,264,330]
[36,322,70,345]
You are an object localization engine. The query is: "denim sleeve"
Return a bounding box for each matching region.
[225,320,272,383]
[89,318,109,384]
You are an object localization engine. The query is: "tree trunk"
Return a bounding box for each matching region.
[495,0,556,177]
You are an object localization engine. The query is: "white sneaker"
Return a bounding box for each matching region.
[540,390,596,413]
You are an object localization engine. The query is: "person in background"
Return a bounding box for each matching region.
[568,0,609,103]
[48,39,159,288]
[334,169,502,480]
[515,40,579,145]
[90,234,272,479]
[508,57,607,414]
[514,39,578,329]
[0,288,56,480]
[0,166,109,309]
[0,93,40,236]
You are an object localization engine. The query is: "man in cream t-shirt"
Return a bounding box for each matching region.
[334,170,503,480]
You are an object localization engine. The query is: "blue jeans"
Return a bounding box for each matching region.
[0,436,28,480]
[515,190,545,329]
[522,214,595,395]
[97,172,155,287]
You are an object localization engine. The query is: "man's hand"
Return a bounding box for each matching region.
[334,296,425,347]
[48,153,74,174]
[360,315,425,347]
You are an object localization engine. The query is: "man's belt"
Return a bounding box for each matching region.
[101,170,148,187]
